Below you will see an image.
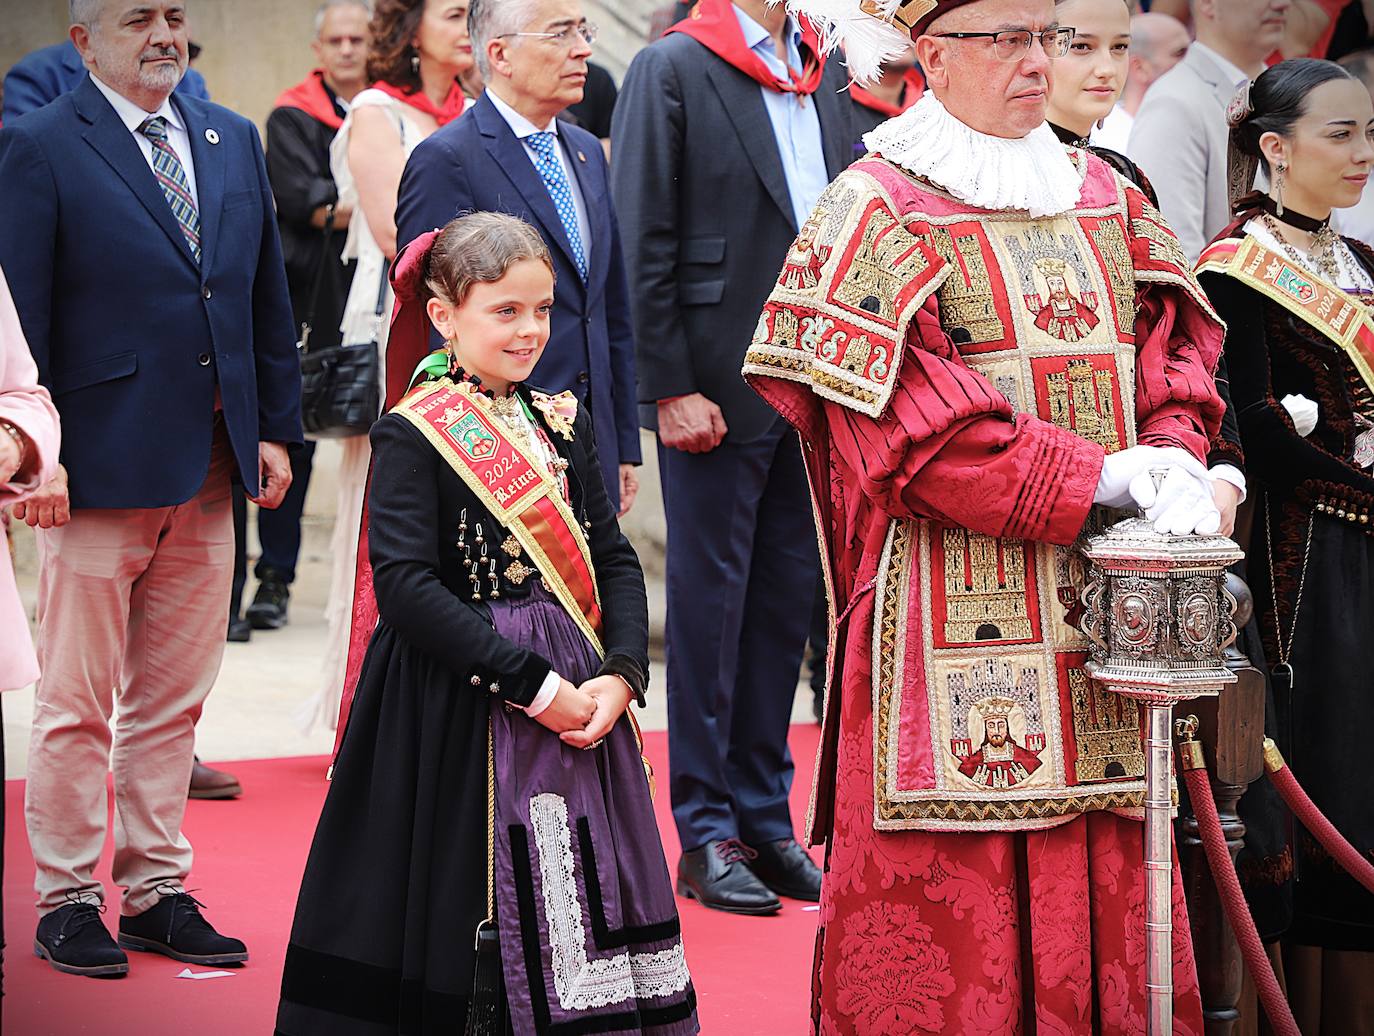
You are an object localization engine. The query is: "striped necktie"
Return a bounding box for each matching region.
[526,132,587,280]
[139,116,201,263]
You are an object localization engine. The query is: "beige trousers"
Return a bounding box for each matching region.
[25,430,234,917]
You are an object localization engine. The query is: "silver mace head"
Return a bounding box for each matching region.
[1078,469,1245,705]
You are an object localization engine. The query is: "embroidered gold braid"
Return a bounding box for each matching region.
[1066,668,1145,782]
[1087,220,1136,332]
[927,227,1006,345]
[941,529,1032,643]
[830,206,929,322]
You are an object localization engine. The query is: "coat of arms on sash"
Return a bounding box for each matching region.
[444,409,499,462]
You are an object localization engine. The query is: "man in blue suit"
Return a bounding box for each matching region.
[395,0,641,513]
[0,0,300,978]
[3,38,209,124]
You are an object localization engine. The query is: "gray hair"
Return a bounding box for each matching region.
[70,1,194,29]
[469,0,543,80]
[315,0,371,36]
[69,0,103,26]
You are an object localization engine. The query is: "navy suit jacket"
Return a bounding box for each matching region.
[2,42,209,124]
[0,76,302,509]
[611,34,854,443]
[394,93,640,508]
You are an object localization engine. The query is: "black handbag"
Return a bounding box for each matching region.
[297,212,385,439]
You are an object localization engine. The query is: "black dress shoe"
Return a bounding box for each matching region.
[246,571,290,630]
[34,900,129,977]
[745,837,823,902]
[118,890,248,965]
[676,840,781,916]
[226,615,252,642]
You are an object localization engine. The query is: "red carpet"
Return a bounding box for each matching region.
[4,725,822,1035]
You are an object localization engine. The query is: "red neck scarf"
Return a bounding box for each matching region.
[273,68,345,130]
[666,0,825,96]
[372,78,467,126]
[848,67,925,118]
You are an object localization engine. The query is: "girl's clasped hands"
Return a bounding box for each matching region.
[534,676,633,749]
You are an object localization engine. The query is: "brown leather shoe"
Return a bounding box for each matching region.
[189,757,242,800]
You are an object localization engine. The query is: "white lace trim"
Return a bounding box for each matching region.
[863,93,1085,217]
[528,793,691,1011]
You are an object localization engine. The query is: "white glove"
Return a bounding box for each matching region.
[1094,445,1212,509]
[1281,393,1319,437]
[1140,465,1222,535]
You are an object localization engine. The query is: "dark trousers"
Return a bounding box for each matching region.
[659,420,817,852]
[230,441,315,614]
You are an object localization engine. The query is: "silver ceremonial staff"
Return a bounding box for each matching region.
[1080,496,1243,1035]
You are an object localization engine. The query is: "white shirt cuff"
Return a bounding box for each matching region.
[1209,463,1247,503]
[524,669,561,718]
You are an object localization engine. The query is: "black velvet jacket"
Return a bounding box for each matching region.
[365,381,650,711]
[1200,235,1374,517]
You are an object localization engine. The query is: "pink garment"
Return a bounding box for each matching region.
[0,265,60,691]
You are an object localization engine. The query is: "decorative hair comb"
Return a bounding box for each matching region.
[1225,80,1254,129]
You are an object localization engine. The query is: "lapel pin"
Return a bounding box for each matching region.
[205,128,220,145]
[577,150,586,163]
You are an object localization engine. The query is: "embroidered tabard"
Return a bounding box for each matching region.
[746,156,1217,831]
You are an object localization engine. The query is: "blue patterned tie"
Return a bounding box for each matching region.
[526,132,586,279]
[139,116,201,263]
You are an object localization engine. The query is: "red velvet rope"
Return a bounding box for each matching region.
[1182,765,1302,1036]
[1267,763,1374,896]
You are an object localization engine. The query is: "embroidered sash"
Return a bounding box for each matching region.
[1198,236,1374,395]
[394,378,605,652]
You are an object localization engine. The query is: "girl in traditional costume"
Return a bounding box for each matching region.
[276,213,697,1036]
[1196,57,1374,1026]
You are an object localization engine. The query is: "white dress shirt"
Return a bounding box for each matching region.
[485,88,591,263]
[732,5,828,231]
[89,73,199,210]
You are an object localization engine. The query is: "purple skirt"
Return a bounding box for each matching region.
[488,586,698,1035]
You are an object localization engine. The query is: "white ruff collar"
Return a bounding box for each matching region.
[863,93,1086,217]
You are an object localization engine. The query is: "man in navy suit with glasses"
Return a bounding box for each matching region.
[394,0,642,516]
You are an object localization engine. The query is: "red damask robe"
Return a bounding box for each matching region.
[744,154,1225,1034]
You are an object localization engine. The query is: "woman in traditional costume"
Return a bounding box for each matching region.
[276,213,697,1036]
[1196,57,1374,1027]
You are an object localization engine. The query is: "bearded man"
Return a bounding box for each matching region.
[743,0,1227,1029]
[0,0,299,977]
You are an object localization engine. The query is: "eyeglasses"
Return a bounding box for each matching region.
[497,22,597,48]
[932,26,1075,60]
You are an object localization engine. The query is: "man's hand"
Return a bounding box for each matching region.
[1212,479,1242,537]
[534,678,597,734]
[253,442,293,510]
[559,675,632,749]
[617,464,639,517]
[657,393,727,453]
[13,464,70,528]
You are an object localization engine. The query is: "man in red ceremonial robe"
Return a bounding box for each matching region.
[742,0,1230,1030]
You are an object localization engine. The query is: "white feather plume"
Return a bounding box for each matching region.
[772,0,915,86]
